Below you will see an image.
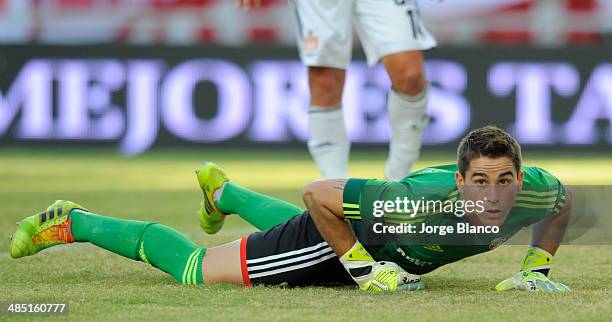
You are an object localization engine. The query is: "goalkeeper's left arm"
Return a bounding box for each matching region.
[496,186,572,292]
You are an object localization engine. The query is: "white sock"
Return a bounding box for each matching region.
[307,106,350,178]
[385,88,429,181]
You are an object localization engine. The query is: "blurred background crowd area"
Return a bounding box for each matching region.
[0,0,610,47]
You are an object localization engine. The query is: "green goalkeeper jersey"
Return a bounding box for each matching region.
[342,164,567,275]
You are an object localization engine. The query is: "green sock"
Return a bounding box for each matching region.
[70,210,205,284]
[216,182,303,230]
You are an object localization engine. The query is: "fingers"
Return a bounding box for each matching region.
[497,271,570,292]
[494,277,517,291]
[397,280,426,291]
[513,278,570,292]
[535,280,570,292]
[397,272,426,291]
[536,280,556,292]
[555,282,571,292]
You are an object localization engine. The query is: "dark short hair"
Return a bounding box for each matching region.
[457,126,522,177]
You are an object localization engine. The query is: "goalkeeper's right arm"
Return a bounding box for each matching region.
[302,179,425,292]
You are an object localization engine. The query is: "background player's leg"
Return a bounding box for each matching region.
[70,209,206,284]
[215,182,303,230]
[382,51,429,181]
[353,0,435,181]
[290,0,353,179]
[307,67,350,179]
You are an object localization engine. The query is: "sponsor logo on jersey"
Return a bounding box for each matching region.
[396,247,433,267]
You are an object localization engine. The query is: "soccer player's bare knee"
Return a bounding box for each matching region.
[308,67,345,107]
[390,67,426,96]
[201,239,244,285]
[302,180,321,197]
[383,51,427,96]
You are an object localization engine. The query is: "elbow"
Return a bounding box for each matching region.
[562,185,573,213]
[302,180,323,204]
[555,184,572,219]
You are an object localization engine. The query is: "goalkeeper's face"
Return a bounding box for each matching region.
[455,156,524,227]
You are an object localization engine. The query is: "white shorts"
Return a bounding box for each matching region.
[290,0,437,68]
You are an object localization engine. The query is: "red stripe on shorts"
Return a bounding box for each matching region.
[240,236,251,286]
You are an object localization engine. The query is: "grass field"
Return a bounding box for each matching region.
[1,148,611,322]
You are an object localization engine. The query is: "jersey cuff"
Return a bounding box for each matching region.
[343,178,368,220]
[550,183,567,216]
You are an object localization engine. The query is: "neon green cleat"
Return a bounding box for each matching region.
[9,200,87,259]
[195,161,229,234]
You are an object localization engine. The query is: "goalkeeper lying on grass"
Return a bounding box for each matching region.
[10,126,571,293]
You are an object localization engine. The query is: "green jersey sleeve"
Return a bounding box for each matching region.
[502,166,567,230]
[342,164,459,222]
